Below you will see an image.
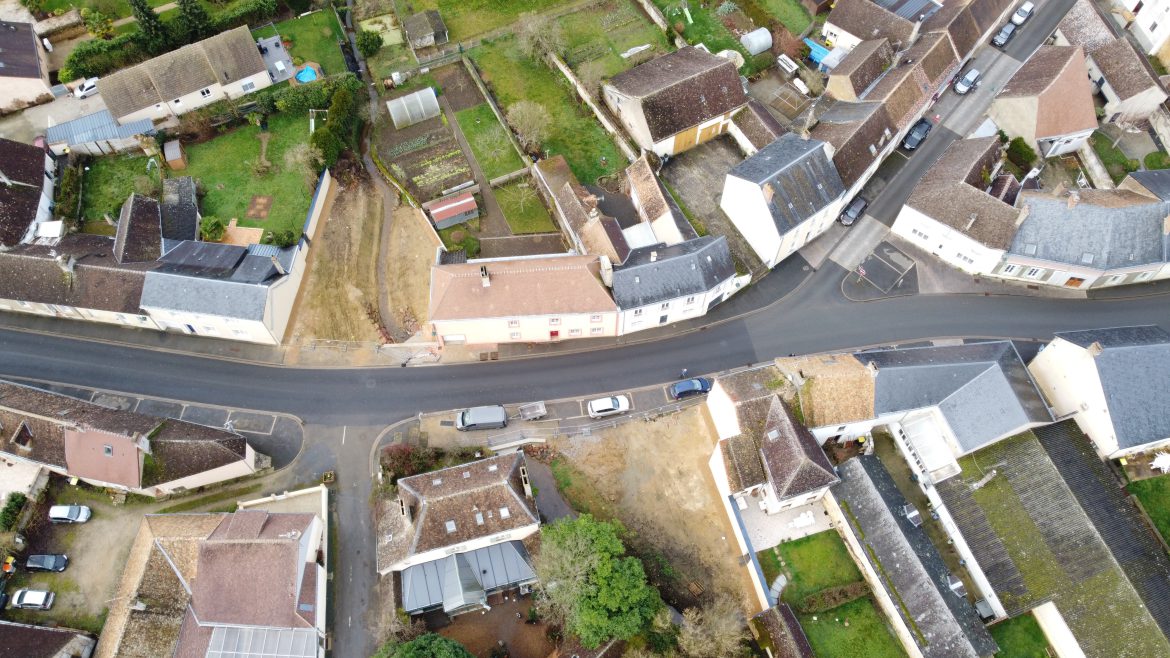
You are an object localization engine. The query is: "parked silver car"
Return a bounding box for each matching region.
[11,589,54,610]
[48,505,91,523]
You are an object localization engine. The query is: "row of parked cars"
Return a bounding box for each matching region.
[952,1,1037,99]
[4,505,90,612]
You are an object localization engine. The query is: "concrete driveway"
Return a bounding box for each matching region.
[0,91,108,145]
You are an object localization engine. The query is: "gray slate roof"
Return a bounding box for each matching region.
[610,235,734,308]
[1125,169,1170,200]
[0,137,45,247]
[836,456,998,658]
[44,110,154,147]
[0,21,42,80]
[1056,326,1170,449]
[140,272,270,320]
[401,540,536,613]
[1012,191,1170,269]
[854,341,1051,453]
[727,133,845,233]
[161,177,200,242]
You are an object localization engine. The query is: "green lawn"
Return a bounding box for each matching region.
[1089,131,1138,184]
[183,111,313,235]
[775,530,863,604]
[42,0,169,20]
[367,43,415,89]
[455,104,525,179]
[253,10,346,76]
[651,0,773,75]
[438,222,481,257]
[1129,473,1170,544]
[80,153,161,222]
[990,614,1050,658]
[799,597,907,658]
[754,0,812,34]
[559,0,672,78]
[757,547,783,585]
[1145,150,1170,170]
[495,180,556,234]
[471,37,622,185]
[409,0,574,42]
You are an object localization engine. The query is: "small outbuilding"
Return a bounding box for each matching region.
[163,139,188,170]
[387,87,441,128]
[740,27,773,56]
[426,191,478,229]
[403,10,448,49]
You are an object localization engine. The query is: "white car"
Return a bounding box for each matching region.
[953,69,982,95]
[1011,1,1034,25]
[48,504,91,523]
[587,395,631,419]
[74,77,99,99]
[11,589,54,610]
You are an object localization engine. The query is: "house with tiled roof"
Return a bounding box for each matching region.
[989,46,1098,157]
[721,133,847,269]
[821,0,928,51]
[860,32,958,129]
[0,619,95,658]
[809,100,897,190]
[1055,0,1168,123]
[1028,326,1170,458]
[99,26,271,125]
[0,137,55,248]
[727,98,787,155]
[826,39,894,101]
[95,493,327,658]
[376,454,540,616]
[603,47,748,157]
[777,341,1051,483]
[428,254,618,346]
[0,379,261,496]
[834,456,999,658]
[0,21,52,114]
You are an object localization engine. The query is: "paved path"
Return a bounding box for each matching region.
[438,94,510,238]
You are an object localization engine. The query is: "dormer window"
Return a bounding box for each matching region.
[12,421,32,450]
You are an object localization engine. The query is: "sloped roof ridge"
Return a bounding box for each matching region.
[152,537,195,595]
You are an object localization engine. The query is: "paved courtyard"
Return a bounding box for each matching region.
[735,498,835,552]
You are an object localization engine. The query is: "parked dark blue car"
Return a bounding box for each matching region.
[669,377,713,400]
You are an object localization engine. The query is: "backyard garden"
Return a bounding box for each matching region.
[651,0,781,75]
[471,36,623,185]
[78,153,161,232]
[406,0,573,42]
[453,103,525,180]
[559,0,672,79]
[253,9,347,77]
[1128,471,1170,544]
[495,180,557,234]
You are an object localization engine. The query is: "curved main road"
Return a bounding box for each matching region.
[1,265,1167,423]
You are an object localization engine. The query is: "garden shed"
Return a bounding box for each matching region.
[387,87,441,129]
[426,191,479,229]
[741,28,773,56]
[163,140,188,170]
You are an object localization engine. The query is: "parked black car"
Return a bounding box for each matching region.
[25,554,68,573]
[839,197,868,226]
[669,377,712,400]
[902,119,933,151]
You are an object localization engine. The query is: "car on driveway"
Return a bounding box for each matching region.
[993,23,1017,47]
[11,589,54,610]
[1011,1,1034,25]
[953,69,982,95]
[48,505,90,523]
[902,118,933,151]
[73,77,99,99]
[587,395,631,419]
[839,196,868,226]
[25,554,68,573]
[668,377,712,400]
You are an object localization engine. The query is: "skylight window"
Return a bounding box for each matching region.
[499,507,511,519]
[445,520,456,533]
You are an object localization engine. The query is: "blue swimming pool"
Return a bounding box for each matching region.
[295,67,318,83]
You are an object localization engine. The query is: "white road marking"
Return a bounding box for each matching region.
[342,426,347,445]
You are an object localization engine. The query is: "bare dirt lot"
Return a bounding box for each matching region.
[433,63,484,113]
[384,204,438,341]
[286,180,385,344]
[547,406,759,614]
[438,596,554,658]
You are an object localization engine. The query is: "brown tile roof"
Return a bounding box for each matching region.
[1057,0,1117,52]
[826,0,916,47]
[115,194,163,264]
[811,101,896,187]
[865,63,930,129]
[101,26,264,119]
[906,137,1021,249]
[428,255,616,321]
[714,365,786,404]
[999,46,1098,139]
[775,354,876,427]
[761,397,840,498]
[626,156,668,221]
[828,39,894,100]
[608,47,747,142]
[912,31,960,87]
[0,21,43,80]
[0,619,94,658]
[923,2,981,62]
[403,10,444,40]
[721,398,773,491]
[966,0,1015,35]
[0,233,153,313]
[753,605,814,658]
[535,156,629,263]
[192,541,311,628]
[145,419,249,487]
[0,137,45,247]
[1091,38,1165,101]
[733,99,788,150]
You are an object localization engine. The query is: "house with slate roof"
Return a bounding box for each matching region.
[0,378,261,496]
[834,456,998,658]
[403,10,448,50]
[612,236,740,334]
[375,454,540,617]
[161,176,201,248]
[99,26,271,125]
[0,137,56,248]
[96,492,327,658]
[0,21,52,114]
[988,46,1098,157]
[0,619,95,658]
[776,341,1051,483]
[720,133,847,269]
[706,368,840,515]
[603,47,748,157]
[1028,326,1170,458]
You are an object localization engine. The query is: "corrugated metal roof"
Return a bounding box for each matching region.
[44,110,154,146]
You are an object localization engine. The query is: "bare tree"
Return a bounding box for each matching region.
[506,101,552,153]
[676,596,749,658]
[474,132,507,162]
[578,59,607,99]
[513,183,538,211]
[516,12,566,58]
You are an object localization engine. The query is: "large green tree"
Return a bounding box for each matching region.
[128,0,169,53]
[174,0,213,45]
[371,634,473,658]
[535,515,662,649]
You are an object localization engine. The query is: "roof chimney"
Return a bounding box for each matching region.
[1088,341,1104,357]
[1016,204,1031,227]
[1067,191,1080,209]
[270,255,286,276]
[480,265,490,287]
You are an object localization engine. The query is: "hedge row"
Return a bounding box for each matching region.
[0,493,27,531]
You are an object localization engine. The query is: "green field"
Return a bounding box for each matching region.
[409,0,574,42]
[471,37,622,185]
[183,111,314,235]
[1128,473,1170,544]
[775,530,864,605]
[495,180,556,234]
[799,597,907,658]
[559,0,672,78]
[455,103,525,179]
[253,10,346,76]
[990,614,1051,658]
